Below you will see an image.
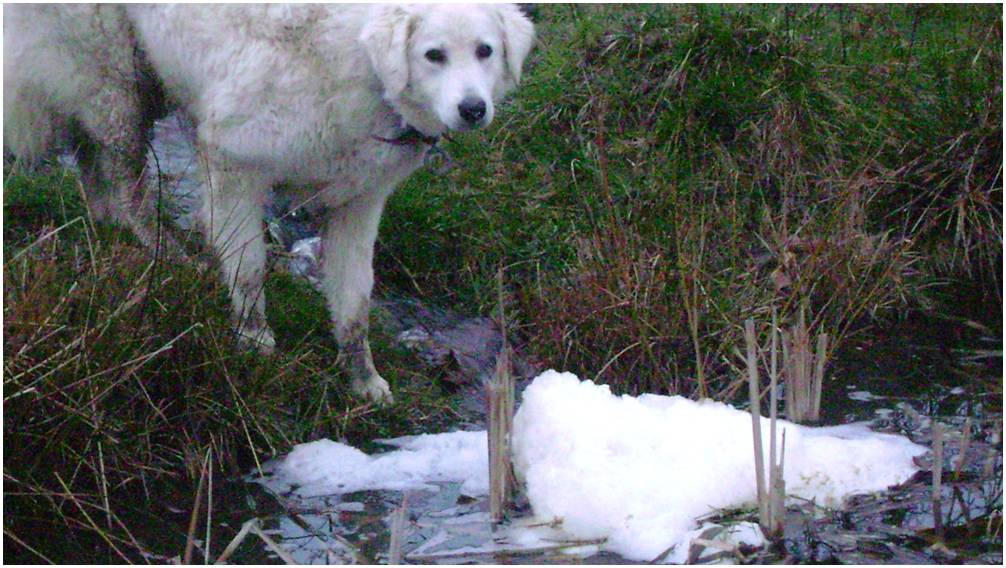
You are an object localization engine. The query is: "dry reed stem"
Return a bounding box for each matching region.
[747,316,787,536]
[683,269,707,398]
[771,431,787,535]
[767,310,785,537]
[5,216,85,266]
[215,519,256,564]
[487,352,514,522]
[783,303,828,423]
[488,267,515,523]
[248,522,298,564]
[214,518,298,565]
[205,445,214,565]
[932,421,945,540]
[811,333,828,419]
[97,440,111,529]
[744,319,767,526]
[184,448,212,564]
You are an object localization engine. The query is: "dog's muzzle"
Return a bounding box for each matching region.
[458,97,487,127]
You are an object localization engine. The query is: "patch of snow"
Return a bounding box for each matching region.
[259,430,488,498]
[511,371,927,561]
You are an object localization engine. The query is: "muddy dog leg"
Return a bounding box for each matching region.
[320,193,393,404]
[200,158,275,353]
[75,91,157,247]
[70,7,184,258]
[92,108,188,260]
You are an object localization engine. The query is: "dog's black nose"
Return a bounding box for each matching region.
[458,97,486,125]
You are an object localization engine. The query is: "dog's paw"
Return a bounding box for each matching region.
[352,375,394,405]
[236,324,276,355]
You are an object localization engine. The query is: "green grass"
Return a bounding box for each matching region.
[3,167,459,562]
[3,4,1001,563]
[380,3,1001,396]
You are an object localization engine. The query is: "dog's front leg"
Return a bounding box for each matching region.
[320,193,393,404]
[201,160,275,353]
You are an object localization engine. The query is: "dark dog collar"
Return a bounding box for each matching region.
[372,125,439,146]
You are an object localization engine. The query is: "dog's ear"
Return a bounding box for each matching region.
[495,4,535,92]
[359,6,415,101]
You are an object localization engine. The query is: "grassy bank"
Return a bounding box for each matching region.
[3,4,1002,563]
[381,3,1002,397]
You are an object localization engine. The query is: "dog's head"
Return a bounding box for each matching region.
[360,3,534,136]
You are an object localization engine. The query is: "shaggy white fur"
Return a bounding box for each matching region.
[3,4,535,403]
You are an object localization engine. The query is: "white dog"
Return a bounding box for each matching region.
[4,4,535,403]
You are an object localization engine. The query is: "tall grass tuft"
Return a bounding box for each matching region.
[3,169,452,561]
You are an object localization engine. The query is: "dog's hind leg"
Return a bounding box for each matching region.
[73,100,141,227]
[76,99,183,258]
[319,193,393,404]
[64,6,185,258]
[200,160,275,354]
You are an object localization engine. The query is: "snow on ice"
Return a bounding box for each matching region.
[260,430,488,498]
[258,370,927,562]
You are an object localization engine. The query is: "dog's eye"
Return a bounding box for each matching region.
[425,49,446,64]
[476,44,493,59]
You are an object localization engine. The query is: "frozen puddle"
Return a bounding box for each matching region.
[253,370,927,563]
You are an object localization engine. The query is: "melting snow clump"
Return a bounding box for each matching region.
[511,370,927,561]
[261,430,488,497]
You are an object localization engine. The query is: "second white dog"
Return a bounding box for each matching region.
[3,4,535,403]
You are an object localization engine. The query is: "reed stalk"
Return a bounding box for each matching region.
[746,317,787,537]
[932,421,945,541]
[488,267,515,522]
[783,302,828,423]
[744,319,767,528]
